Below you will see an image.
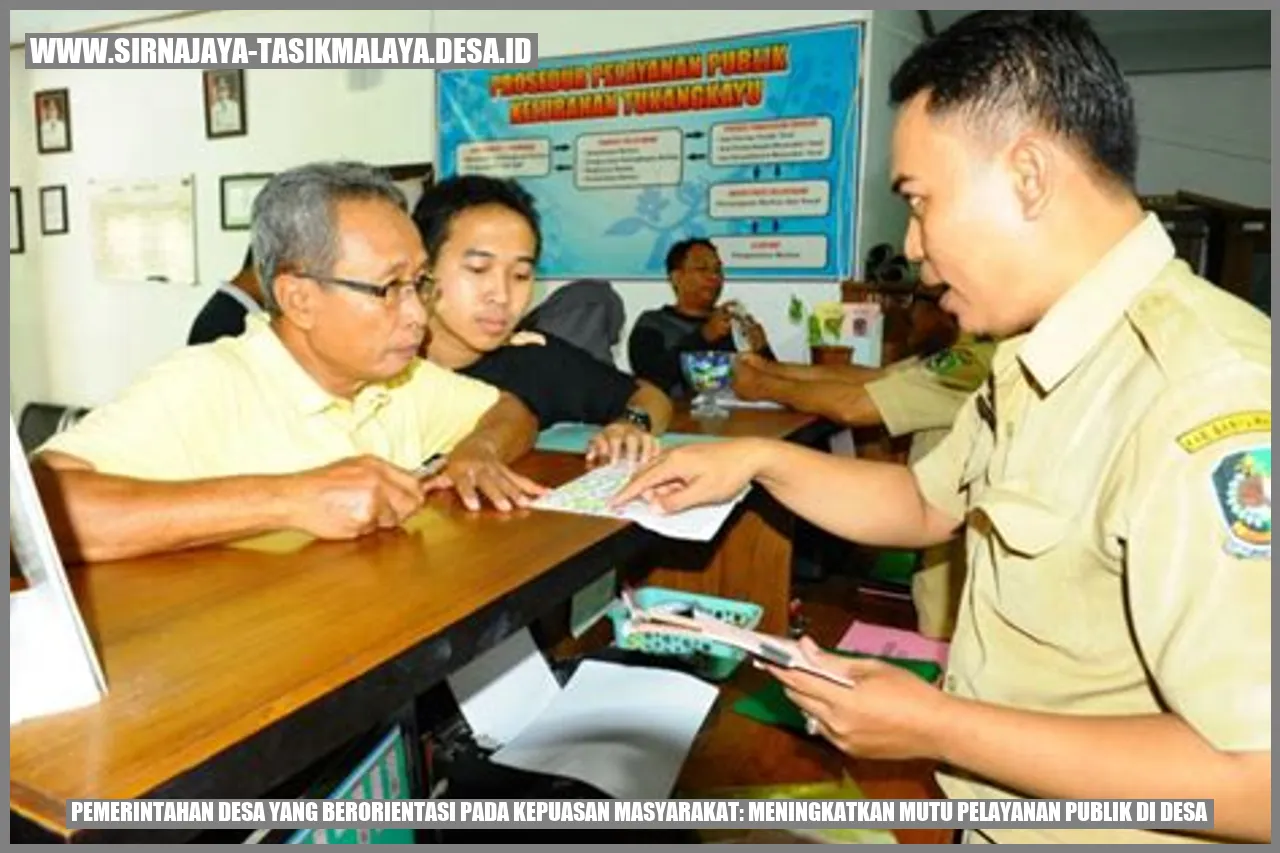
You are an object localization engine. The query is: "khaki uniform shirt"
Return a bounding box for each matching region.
[867,337,996,637]
[866,335,996,465]
[913,214,1271,843]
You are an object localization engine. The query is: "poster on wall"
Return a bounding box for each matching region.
[438,23,865,281]
[88,175,197,286]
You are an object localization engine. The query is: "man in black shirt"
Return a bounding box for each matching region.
[627,238,774,398]
[412,176,673,466]
[187,247,264,345]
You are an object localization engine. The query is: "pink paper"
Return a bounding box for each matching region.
[836,621,949,667]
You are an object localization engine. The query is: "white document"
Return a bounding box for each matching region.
[10,590,105,726]
[445,629,560,750]
[718,393,785,411]
[530,463,747,542]
[490,660,718,800]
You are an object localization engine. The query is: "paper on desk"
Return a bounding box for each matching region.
[490,660,718,800]
[445,629,561,749]
[719,393,784,411]
[530,462,747,542]
[10,590,105,726]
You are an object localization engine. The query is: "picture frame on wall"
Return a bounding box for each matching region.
[203,69,246,139]
[39,185,68,236]
[11,188,25,254]
[35,88,72,154]
[219,173,273,230]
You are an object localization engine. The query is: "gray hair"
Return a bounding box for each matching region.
[250,161,408,315]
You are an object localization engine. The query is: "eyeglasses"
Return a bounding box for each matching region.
[299,271,435,305]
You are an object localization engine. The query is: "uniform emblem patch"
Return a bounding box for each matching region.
[1211,445,1271,559]
[924,348,973,377]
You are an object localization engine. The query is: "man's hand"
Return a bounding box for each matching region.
[701,306,735,343]
[586,422,661,468]
[609,438,770,513]
[763,637,950,761]
[289,456,427,539]
[731,353,773,401]
[422,440,548,513]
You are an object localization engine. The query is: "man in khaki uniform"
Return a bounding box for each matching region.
[616,11,1270,844]
[868,338,994,640]
[734,334,996,638]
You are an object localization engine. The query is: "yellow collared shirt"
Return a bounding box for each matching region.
[913,214,1271,843]
[41,315,501,480]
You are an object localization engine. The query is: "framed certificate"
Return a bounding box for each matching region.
[39,185,68,235]
[219,173,273,231]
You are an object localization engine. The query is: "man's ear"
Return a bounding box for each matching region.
[273,274,319,330]
[1006,132,1055,221]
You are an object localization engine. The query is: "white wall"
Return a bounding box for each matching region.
[10,50,49,413]
[11,9,919,408]
[1129,69,1271,208]
[11,10,439,411]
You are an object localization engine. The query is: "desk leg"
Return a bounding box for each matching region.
[645,491,794,636]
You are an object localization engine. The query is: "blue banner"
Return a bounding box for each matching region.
[438,23,865,281]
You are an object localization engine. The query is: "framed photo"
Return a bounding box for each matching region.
[11,188,25,254]
[39,185,68,236]
[35,88,72,154]
[203,69,246,139]
[219,173,273,230]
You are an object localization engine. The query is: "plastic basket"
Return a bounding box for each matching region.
[607,586,764,682]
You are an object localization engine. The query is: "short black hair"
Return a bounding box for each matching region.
[665,237,718,276]
[889,11,1137,188]
[411,174,541,264]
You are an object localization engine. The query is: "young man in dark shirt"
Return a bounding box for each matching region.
[187,247,265,345]
[627,238,774,398]
[412,176,673,466]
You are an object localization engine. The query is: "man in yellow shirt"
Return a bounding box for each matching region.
[35,161,545,565]
[616,11,1270,844]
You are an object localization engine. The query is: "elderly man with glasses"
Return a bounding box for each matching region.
[34,161,546,564]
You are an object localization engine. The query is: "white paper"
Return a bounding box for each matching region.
[445,629,560,749]
[490,660,718,800]
[10,590,105,726]
[718,393,785,411]
[531,463,747,542]
[89,175,197,285]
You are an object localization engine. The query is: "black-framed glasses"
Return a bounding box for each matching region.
[299,271,435,305]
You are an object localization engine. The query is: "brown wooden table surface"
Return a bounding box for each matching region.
[11,452,635,840]
[13,407,948,843]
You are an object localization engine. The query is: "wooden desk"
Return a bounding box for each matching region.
[10,453,644,843]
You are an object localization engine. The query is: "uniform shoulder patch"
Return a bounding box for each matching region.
[924,347,974,377]
[1211,445,1271,559]
[1177,410,1270,454]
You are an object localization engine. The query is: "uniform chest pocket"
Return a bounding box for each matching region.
[970,484,1094,652]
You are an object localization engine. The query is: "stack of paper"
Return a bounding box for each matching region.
[446,631,718,800]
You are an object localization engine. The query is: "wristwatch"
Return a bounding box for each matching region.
[620,406,653,433]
